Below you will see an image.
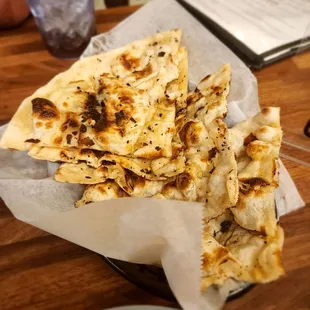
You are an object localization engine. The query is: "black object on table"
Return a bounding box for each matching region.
[102,256,254,303]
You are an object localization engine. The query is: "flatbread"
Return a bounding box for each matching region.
[28,74,153,154]
[0,25,286,292]
[205,210,284,284]
[176,63,231,131]
[133,47,188,158]
[169,118,237,220]
[229,107,282,236]
[26,47,187,177]
[119,65,236,205]
[97,153,166,181]
[204,119,238,219]
[172,65,237,219]
[229,107,282,158]
[55,162,108,184]
[55,158,160,186]
[75,180,128,207]
[125,176,167,197]
[134,66,236,217]
[150,142,185,178]
[201,109,283,288]
[1,30,182,159]
[138,66,237,211]
[201,229,241,290]
[28,146,104,167]
[75,175,166,207]
[233,185,277,236]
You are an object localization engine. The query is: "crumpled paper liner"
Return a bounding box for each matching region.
[0,0,304,309]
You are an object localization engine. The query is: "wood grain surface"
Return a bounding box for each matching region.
[0,6,309,310]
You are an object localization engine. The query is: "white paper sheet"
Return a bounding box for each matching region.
[0,1,305,309]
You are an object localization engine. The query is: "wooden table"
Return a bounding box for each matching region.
[0,6,309,310]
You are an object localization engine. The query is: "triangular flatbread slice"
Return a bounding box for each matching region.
[201,228,241,291]
[55,162,108,184]
[203,210,284,286]
[28,146,104,167]
[176,117,238,220]
[75,180,128,208]
[55,158,161,185]
[26,45,187,172]
[133,47,188,158]
[1,30,182,160]
[201,108,283,289]
[229,107,282,236]
[160,65,238,219]
[175,63,231,131]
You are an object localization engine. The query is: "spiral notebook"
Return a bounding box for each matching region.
[180,0,310,68]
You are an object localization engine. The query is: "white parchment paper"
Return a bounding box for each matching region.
[0,0,304,309]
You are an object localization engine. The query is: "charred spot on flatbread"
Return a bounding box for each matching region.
[53,136,62,145]
[32,98,59,121]
[83,94,101,123]
[80,137,95,147]
[208,147,218,160]
[115,110,128,127]
[186,90,203,106]
[247,177,269,187]
[60,114,79,132]
[119,52,141,71]
[176,172,192,192]
[220,220,232,233]
[179,121,202,148]
[243,133,257,146]
[133,64,153,79]
[25,138,40,144]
